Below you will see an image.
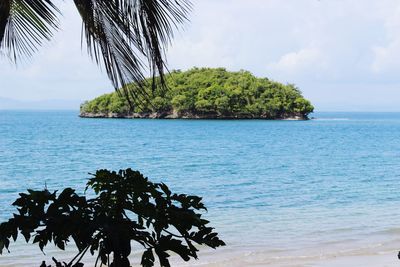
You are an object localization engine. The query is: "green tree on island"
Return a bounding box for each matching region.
[81,68,314,119]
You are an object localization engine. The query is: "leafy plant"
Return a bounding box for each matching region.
[0,169,225,267]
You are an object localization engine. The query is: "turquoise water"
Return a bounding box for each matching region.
[1,111,400,264]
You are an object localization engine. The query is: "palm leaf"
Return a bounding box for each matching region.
[73,0,192,107]
[0,0,59,62]
[0,0,191,106]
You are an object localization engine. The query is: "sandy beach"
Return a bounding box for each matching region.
[170,247,400,267]
[1,238,400,267]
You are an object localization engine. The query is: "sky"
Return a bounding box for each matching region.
[2,0,400,111]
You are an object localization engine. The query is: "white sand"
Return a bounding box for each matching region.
[2,243,400,266]
[170,246,400,267]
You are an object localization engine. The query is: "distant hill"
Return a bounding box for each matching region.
[0,97,81,110]
[80,67,314,120]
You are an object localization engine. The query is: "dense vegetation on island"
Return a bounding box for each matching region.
[80,68,314,119]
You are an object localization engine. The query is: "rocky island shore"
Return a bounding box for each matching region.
[80,67,314,120]
[79,111,308,120]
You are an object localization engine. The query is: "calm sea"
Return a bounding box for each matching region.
[1,111,400,265]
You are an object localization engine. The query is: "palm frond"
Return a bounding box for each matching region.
[73,0,192,107]
[0,0,191,106]
[0,0,59,62]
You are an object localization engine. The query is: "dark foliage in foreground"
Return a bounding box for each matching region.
[0,169,225,267]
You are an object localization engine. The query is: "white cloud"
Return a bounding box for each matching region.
[371,2,400,73]
[3,0,400,110]
[267,48,324,73]
[371,41,400,73]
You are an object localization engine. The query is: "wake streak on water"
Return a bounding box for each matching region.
[313,118,350,121]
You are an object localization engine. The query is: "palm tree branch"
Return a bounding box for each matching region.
[0,0,59,62]
[0,0,191,107]
[74,0,191,108]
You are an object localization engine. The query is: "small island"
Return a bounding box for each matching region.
[80,67,314,120]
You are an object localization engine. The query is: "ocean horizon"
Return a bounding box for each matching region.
[1,111,400,266]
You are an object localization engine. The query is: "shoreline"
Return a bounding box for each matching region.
[2,235,399,267]
[79,111,309,120]
[171,250,399,267]
[168,241,400,267]
[2,247,398,267]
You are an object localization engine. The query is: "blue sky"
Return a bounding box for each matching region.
[2,0,400,111]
